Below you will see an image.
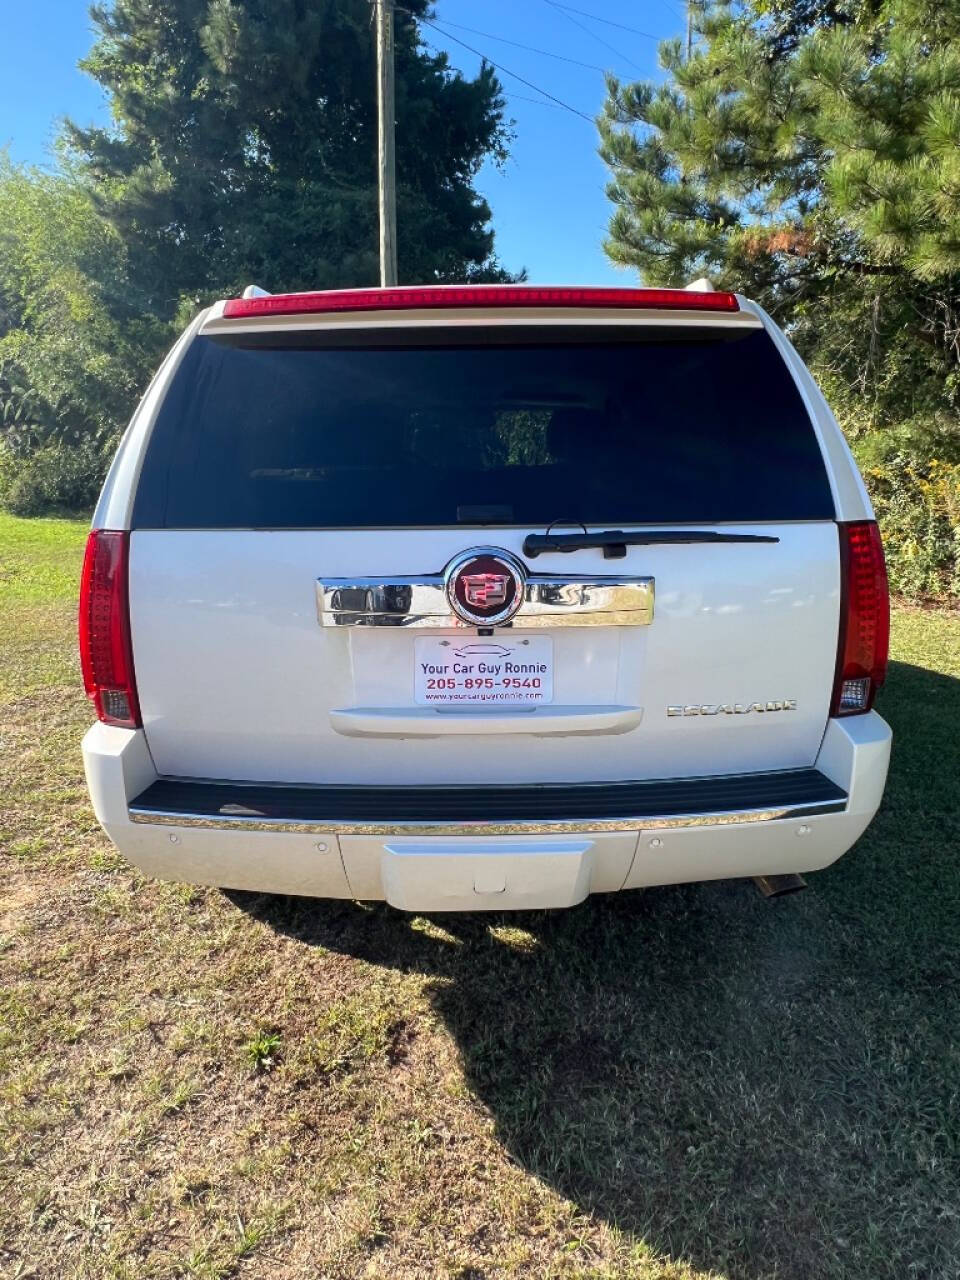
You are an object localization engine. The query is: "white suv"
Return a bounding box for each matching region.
[80,284,892,911]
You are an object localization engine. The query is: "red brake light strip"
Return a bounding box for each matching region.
[223,285,740,320]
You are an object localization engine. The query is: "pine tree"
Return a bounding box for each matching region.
[65,0,512,316]
[600,0,960,287]
[598,0,960,428]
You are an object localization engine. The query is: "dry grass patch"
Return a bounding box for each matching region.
[1,514,959,1279]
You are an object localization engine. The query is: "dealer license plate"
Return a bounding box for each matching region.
[414,636,554,707]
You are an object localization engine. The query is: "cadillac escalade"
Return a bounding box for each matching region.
[80,284,892,911]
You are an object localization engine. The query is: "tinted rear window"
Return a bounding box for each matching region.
[133,326,834,528]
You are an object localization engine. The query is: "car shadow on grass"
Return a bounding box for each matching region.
[228,660,960,1279]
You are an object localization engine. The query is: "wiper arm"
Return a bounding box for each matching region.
[523,529,780,560]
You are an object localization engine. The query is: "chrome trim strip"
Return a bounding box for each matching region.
[128,797,845,836]
[317,574,655,628]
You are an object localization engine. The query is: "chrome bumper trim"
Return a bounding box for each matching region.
[128,796,845,836]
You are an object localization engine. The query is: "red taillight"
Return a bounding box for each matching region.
[79,530,141,729]
[831,521,889,716]
[222,284,740,320]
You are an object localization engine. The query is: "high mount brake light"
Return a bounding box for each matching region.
[79,530,141,729]
[831,521,890,716]
[222,285,740,320]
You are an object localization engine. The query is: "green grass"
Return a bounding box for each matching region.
[1,513,959,1279]
[0,511,88,704]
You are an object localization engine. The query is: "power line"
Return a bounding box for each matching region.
[428,16,607,73]
[545,2,660,41]
[417,16,596,122]
[423,46,593,121]
[653,0,688,23]
[506,91,573,111]
[541,1,648,74]
[422,37,595,124]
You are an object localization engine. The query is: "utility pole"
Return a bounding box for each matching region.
[686,0,693,61]
[375,0,398,287]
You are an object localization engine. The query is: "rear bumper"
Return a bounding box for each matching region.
[83,713,891,910]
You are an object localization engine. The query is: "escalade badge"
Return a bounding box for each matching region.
[667,700,798,716]
[445,548,526,626]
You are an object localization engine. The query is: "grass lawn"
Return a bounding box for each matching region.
[1,511,959,1280]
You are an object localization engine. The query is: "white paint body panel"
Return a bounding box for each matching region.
[128,522,839,785]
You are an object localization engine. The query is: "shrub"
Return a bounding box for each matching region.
[0,439,107,517]
[854,443,960,604]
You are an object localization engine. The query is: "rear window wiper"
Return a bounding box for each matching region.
[523,529,780,559]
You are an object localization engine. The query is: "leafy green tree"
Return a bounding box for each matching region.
[65,0,512,316]
[0,155,150,452]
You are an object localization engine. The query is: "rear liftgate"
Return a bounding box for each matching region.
[321,544,655,904]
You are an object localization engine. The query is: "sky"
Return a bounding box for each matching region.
[0,0,684,286]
